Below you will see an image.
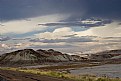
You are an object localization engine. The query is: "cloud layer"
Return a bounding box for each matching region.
[0,0,121,54]
[0,14,69,35]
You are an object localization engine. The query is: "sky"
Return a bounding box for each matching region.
[0,0,121,54]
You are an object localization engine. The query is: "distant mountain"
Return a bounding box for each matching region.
[90,49,121,60]
[96,49,121,55]
[0,49,83,66]
[1,49,121,66]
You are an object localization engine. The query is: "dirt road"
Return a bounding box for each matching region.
[0,70,74,81]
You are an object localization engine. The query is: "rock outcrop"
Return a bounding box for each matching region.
[0,49,83,66]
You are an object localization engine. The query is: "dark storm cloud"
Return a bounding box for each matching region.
[39,18,112,27]
[85,0,121,20]
[0,0,85,21]
[0,0,121,21]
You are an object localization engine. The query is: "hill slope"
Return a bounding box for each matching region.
[90,49,121,60]
[0,49,82,66]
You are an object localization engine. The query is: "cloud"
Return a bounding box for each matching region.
[94,37,121,43]
[0,14,69,34]
[14,43,31,49]
[7,42,76,50]
[35,27,74,39]
[0,0,85,21]
[1,0,121,21]
[1,21,121,54]
[30,36,96,43]
[29,42,76,48]
[1,44,10,48]
[39,18,112,27]
[0,0,121,54]
[76,21,121,37]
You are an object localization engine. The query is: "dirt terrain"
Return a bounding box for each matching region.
[0,70,74,81]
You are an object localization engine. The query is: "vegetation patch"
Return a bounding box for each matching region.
[0,67,121,81]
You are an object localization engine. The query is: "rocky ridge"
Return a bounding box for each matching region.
[0,49,83,66]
